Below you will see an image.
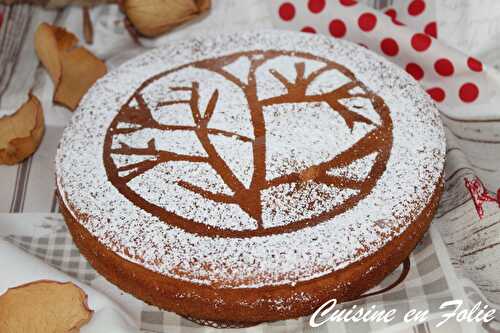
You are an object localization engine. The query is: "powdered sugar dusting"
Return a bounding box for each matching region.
[340,97,381,125]
[128,162,257,230]
[327,152,378,181]
[306,69,351,96]
[264,101,375,181]
[223,56,251,85]
[116,122,141,129]
[55,31,445,289]
[209,134,254,188]
[111,154,155,168]
[112,128,207,157]
[261,182,358,228]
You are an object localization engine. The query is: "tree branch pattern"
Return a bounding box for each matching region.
[105,50,391,230]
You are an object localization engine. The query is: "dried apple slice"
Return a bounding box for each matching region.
[54,47,107,110]
[123,0,211,37]
[34,23,107,111]
[0,280,93,333]
[0,94,44,165]
[34,23,78,84]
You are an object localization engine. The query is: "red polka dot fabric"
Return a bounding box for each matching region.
[381,38,399,57]
[408,0,426,16]
[459,83,479,103]
[329,19,347,38]
[271,0,488,107]
[434,58,454,76]
[301,26,317,33]
[278,2,296,21]
[406,63,424,80]
[358,13,377,32]
[424,22,437,38]
[308,0,326,14]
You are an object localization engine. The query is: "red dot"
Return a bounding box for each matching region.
[411,33,432,52]
[339,0,357,6]
[385,9,403,25]
[434,58,454,76]
[385,9,397,19]
[427,87,446,102]
[380,38,399,56]
[424,22,437,38]
[329,19,347,38]
[467,57,483,72]
[405,63,424,80]
[279,2,295,21]
[408,0,426,16]
[358,13,377,32]
[301,26,317,33]
[308,0,326,13]
[459,83,479,103]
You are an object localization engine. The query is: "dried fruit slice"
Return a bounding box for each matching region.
[123,0,211,37]
[34,22,107,111]
[0,280,93,333]
[0,94,44,165]
[54,47,107,110]
[34,23,78,84]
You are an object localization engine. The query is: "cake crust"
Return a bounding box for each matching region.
[58,176,442,323]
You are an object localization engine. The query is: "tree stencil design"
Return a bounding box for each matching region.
[103,50,393,238]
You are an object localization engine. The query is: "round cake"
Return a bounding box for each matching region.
[55,30,445,325]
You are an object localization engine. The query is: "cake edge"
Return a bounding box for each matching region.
[57,172,444,324]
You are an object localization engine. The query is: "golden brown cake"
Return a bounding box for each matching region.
[55,30,446,326]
